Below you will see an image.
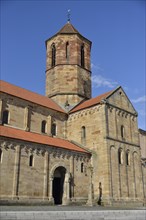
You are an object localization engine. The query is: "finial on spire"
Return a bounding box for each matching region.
[67,9,71,23]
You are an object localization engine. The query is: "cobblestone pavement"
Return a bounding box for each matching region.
[0,206,146,220]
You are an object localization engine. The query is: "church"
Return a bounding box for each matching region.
[0,20,145,206]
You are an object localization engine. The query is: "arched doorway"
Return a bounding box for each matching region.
[53,166,66,205]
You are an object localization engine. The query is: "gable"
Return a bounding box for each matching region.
[106,87,137,115]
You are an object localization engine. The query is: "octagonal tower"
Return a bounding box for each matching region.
[45,21,92,110]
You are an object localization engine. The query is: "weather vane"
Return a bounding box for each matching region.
[67,9,71,23]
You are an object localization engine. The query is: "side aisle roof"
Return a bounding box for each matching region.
[0,125,90,154]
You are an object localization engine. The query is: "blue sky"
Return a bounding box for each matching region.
[1,0,146,130]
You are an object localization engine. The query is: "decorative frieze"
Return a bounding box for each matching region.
[0,141,16,150]
[68,105,101,121]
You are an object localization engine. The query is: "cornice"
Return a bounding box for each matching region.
[105,136,140,147]
[0,139,90,161]
[45,64,91,73]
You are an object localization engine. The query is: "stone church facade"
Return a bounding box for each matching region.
[0,21,145,206]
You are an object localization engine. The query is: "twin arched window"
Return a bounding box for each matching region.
[51,42,85,67]
[2,110,9,125]
[118,148,130,166]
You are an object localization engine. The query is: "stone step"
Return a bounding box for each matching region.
[0,210,145,220]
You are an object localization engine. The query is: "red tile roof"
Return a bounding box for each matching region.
[70,90,113,113]
[0,125,89,154]
[0,80,65,113]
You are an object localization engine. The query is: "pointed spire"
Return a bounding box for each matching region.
[67,9,71,23]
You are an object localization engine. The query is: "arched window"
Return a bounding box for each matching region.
[29,155,34,167]
[81,126,86,145]
[41,120,47,133]
[66,42,69,60]
[81,44,85,68]
[0,149,2,163]
[121,125,125,139]
[51,123,57,136]
[118,149,123,165]
[126,151,130,166]
[81,163,84,173]
[2,110,9,125]
[51,43,56,67]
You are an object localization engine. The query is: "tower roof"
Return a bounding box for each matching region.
[46,22,92,45]
[57,22,81,34]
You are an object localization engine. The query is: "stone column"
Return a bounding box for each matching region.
[62,172,70,205]
[24,106,31,131]
[70,155,74,198]
[43,151,49,200]
[129,114,133,142]
[86,165,94,206]
[12,145,21,199]
[47,115,51,135]
[49,175,54,203]
[105,104,109,137]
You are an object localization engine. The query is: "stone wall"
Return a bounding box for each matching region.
[0,138,90,204]
[0,93,67,139]
[66,88,144,205]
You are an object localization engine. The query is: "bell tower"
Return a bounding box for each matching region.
[45,20,92,110]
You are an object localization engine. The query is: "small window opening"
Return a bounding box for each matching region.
[41,120,47,133]
[2,110,9,124]
[66,42,69,60]
[0,149,2,163]
[126,151,130,166]
[29,155,33,167]
[81,44,85,68]
[81,126,86,145]
[51,123,56,136]
[121,125,125,139]
[82,126,86,138]
[51,43,56,67]
[118,149,123,165]
[81,163,84,173]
